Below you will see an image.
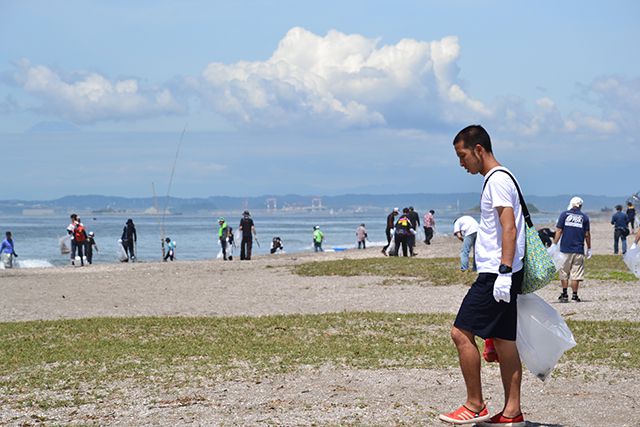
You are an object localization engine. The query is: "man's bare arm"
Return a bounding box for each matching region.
[497,206,516,268]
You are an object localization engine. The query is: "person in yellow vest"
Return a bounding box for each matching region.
[313,225,324,252]
[217,217,230,260]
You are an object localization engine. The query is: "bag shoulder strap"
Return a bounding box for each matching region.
[482,168,533,228]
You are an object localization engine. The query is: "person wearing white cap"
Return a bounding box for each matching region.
[381,208,399,255]
[553,196,591,302]
[85,231,98,265]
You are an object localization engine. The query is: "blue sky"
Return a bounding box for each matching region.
[1,0,639,199]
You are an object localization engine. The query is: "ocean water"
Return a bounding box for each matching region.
[0,211,557,268]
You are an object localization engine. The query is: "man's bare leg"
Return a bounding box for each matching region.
[493,338,522,417]
[451,326,484,411]
[571,279,580,293]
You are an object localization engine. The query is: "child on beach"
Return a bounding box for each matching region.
[85,231,98,264]
[164,237,176,261]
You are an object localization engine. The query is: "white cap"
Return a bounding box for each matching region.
[314,225,320,229]
[568,196,583,210]
[393,207,399,212]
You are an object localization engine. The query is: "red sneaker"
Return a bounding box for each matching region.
[438,404,490,424]
[477,411,525,426]
[483,338,499,363]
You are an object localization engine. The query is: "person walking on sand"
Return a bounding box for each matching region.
[611,205,629,255]
[453,215,479,272]
[356,223,368,249]
[382,208,399,254]
[439,125,526,426]
[239,210,257,260]
[217,217,230,261]
[393,208,414,257]
[313,226,324,252]
[163,237,176,261]
[627,202,636,233]
[1,231,18,268]
[423,209,436,245]
[85,231,99,265]
[121,219,137,262]
[554,197,591,303]
[66,213,79,265]
[407,206,420,256]
[72,217,88,266]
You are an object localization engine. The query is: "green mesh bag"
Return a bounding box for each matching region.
[484,169,556,294]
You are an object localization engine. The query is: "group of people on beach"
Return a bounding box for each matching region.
[65,214,99,266]
[380,206,436,257]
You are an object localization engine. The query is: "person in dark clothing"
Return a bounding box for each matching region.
[611,205,629,254]
[393,208,414,257]
[239,210,257,260]
[85,231,98,264]
[121,218,137,262]
[627,202,636,232]
[407,206,420,256]
[381,208,399,255]
[270,236,284,254]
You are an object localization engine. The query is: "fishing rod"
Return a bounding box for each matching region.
[152,182,165,260]
[158,124,188,259]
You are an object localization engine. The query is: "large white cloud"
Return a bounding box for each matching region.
[196,27,490,129]
[6,29,637,138]
[12,60,184,123]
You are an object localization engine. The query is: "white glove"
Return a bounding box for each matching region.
[586,249,592,259]
[493,274,512,303]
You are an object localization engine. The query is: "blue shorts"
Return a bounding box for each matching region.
[453,269,524,341]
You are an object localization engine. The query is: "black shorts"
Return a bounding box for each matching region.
[454,269,524,341]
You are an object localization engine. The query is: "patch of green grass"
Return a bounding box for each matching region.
[293,257,474,286]
[0,313,455,393]
[585,255,638,282]
[293,255,639,284]
[1,313,639,403]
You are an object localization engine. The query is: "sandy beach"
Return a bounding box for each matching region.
[2,219,639,426]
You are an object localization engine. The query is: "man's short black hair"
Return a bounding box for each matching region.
[429,209,435,214]
[616,205,623,211]
[453,124,492,153]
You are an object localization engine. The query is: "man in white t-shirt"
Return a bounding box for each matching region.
[440,125,526,427]
[453,215,479,272]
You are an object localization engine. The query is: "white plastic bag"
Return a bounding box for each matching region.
[516,293,576,381]
[117,239,128,262]
[623,245,640,278]
[547,244,568,271]
[385,233,396,256]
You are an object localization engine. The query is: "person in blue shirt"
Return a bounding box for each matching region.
[554,197,591,302]
[611,204,629,255]
[1,231,18,268]
[163,237,176,261]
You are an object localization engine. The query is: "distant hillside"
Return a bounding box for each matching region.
[0,193,630,216]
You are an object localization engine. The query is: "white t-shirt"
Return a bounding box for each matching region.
[453,216,479,237]
[475,166,526,274]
